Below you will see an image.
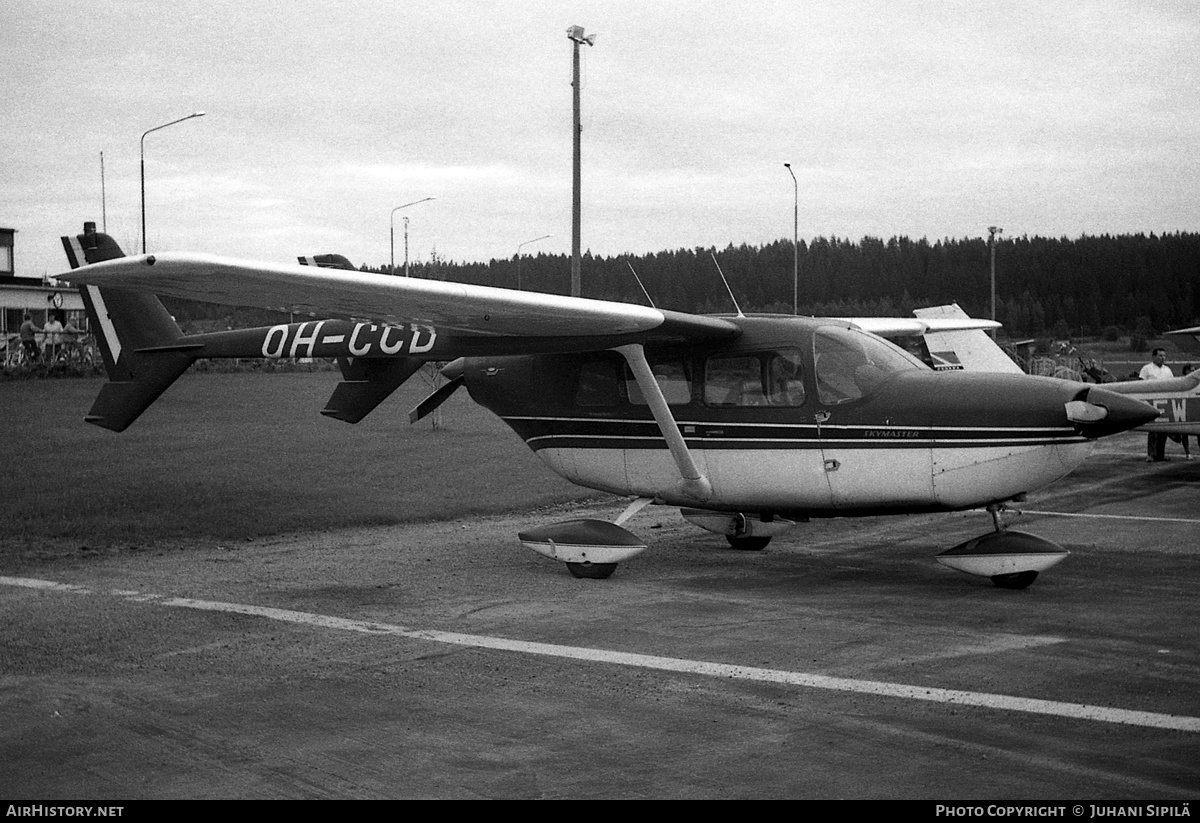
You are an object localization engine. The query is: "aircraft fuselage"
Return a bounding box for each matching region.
[459,317,1149,518]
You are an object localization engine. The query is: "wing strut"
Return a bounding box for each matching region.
[616,343,712,503]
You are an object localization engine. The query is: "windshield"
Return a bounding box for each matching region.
[814,326,927,405]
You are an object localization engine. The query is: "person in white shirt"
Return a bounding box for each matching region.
[1139,347,1173,462]
[42,313,65,363]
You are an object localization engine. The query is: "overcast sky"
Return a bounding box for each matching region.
[4,1,1198,278]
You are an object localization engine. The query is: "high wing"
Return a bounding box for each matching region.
[51,234,1020,436]
[837,314,1001,338]
[62,251,740,349]
[1165,326,1200,356]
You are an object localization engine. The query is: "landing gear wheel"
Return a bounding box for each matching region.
[566,562,618,579]
[991,570,1039,590]
[725,535,771,551]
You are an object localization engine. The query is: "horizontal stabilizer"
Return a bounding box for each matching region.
[321,357,425,423]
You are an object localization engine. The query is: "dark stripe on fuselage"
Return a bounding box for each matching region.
[501,415,1085,451]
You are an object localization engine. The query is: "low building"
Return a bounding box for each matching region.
[1,227,88,360]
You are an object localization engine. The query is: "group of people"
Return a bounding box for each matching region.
[1139,347,1194,462]
[17,311,82,362]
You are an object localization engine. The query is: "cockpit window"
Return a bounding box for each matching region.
[814,326,925,405]
[704,349,806,407]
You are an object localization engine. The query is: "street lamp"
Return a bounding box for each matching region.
[567,25,596,298]
[784,163,798,315]
[516,234,552,290]
[988,225,1003,325]
[390,197,435,276]
[141,111,206,254]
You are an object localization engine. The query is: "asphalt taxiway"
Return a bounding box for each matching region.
[1,431,1197,799]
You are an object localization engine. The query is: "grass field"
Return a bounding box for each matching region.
[0,371,599,552]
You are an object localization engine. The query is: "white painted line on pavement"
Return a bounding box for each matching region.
[1022,510,1200,525]
[4,575,1198,733]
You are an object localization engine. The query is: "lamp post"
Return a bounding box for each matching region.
[784,163,798,315]
[567,25,596,298]
[141,111,205,254]
[988,225,1003,325]
[516,234,552,290]
[390,197,434,276]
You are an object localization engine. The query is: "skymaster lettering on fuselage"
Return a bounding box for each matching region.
[259,321,437,359]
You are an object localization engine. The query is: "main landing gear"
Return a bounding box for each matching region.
[725,534,772,551]
[682,509,798,552]
[935,503,1070,589]
[517,498,656,579]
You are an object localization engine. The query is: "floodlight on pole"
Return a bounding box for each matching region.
[988,225,1003,326]
[390,197,435,276]
[141,111,206,254]
[784,163,798,315]
[516,234,553,290]
[568,24,595,299]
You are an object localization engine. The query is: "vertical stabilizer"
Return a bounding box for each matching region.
[60,222,196,431]
[915,304,1024,374]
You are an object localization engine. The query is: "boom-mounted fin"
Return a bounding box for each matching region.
[61,223,196,432]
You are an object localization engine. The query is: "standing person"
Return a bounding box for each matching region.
[18,313,42,361]
[42,311,64,363]
[1139,347,1173,462]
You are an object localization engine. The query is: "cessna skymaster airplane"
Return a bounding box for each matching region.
[60,223,1159,589]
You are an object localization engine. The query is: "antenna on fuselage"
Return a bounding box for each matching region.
[709,251,744,317]
[625,261,656,308]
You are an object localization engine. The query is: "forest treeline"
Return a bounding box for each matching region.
[169,233,1200,338]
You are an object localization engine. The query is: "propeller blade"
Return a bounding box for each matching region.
[409,375,465,424]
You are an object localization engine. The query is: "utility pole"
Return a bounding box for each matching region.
[988,225,1003,326]
[567,25,595,298]
[784,163,798,315]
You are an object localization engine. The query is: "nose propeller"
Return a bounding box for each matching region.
[1066,386,1160,438]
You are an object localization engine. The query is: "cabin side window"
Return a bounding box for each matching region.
[625,358,693,406]
[703,349,806,407]
[576,357,624,407]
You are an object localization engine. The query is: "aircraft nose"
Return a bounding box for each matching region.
[1065,386,1161,438]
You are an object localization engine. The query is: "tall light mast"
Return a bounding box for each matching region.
[140,111,205,254]
[567,25,595,298]
[988,225,1003,327]
[784,163,798,314]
